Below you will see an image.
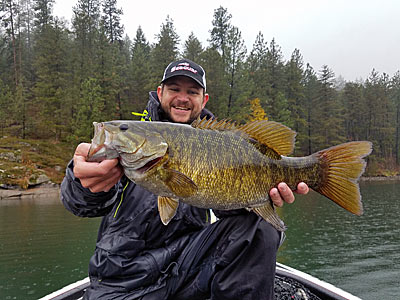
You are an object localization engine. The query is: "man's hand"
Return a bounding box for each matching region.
[73,143,124,193]
[270,182,309,207]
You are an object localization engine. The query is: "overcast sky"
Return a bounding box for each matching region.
[53,0,400,82]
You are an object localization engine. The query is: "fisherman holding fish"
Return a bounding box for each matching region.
[61,59,312,299]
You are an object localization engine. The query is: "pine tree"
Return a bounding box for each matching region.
[198,47,228,117]
[342,82,366,141]
[32,20,70,140]
[73,77,104,141]
[225,26,246,117]
[264,38,286,121]
[316,65,344,148]
[33,0,54,28]
[365,70,394,159]
[183,32,203,61]
[246,31,268,101]
[128,26,151,114]
[284,48,305,135]
[209,6,231,61]
[302,64,320,155]
[390,71,400,164]
[1,0,20,86]
[150,15,180,87]
[72,0,101,80]
[101,0,124,43]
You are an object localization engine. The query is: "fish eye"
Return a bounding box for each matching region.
[119,124,129,131]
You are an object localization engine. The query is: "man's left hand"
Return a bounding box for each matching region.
[270,182,309,207]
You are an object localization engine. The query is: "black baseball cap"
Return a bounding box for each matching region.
[161,59,206,90]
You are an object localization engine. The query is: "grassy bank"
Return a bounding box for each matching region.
[0,136,75,189]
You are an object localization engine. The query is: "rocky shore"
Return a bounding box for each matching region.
[0,183,60,200]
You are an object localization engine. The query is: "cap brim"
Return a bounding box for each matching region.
[161,73,205,89]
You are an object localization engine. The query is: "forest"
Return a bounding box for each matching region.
[1,0,399,176]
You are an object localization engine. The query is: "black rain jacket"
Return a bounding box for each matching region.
[61,92,225,297]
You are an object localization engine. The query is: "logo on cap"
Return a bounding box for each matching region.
[171,63,198,74]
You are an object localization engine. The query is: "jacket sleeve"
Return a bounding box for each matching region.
[60,160,119,218]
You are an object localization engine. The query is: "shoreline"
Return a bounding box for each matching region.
[1,175,399,200]
[0,184,60,200]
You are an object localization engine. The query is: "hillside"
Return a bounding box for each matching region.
[0,136,75,189]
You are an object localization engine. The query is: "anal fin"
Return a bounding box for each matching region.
[253,202,286,232]
[158,196,179,225]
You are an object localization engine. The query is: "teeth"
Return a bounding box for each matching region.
[174,107,190,111]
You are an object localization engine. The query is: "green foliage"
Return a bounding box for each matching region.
[127,26,151,115]
[73,77,104,142]
[183,32,203,62]
[0,4,398,179]
[149,16,180,87]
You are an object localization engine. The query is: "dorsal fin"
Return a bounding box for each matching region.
[238,120,296,156]
[191,117,296,156]
[191,117,238,131]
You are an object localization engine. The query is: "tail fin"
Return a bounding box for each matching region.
[314,141,372,215]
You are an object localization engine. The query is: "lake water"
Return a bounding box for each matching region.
[0,181,399,299]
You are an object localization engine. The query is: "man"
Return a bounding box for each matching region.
[61,59,309,299]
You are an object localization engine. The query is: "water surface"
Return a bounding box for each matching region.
[277,180,400,299]
[0,181,398,299]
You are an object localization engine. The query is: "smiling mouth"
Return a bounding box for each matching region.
[173,106,190,111]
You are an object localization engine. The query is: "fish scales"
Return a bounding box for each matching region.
[150,123,273,209]
[87,119,372,231]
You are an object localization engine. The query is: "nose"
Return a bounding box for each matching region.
[176,91,190,102]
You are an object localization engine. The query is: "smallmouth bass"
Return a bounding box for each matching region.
[87,118,372,231]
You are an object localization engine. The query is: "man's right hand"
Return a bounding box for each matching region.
[73,143,124,193]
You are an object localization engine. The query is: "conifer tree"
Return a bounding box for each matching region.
[225,26,246,117]
[316,65,344,148]
[390,71,400,164]
[365,70,394,158]
[284,49,305,129]
[101,0,123,43]
[183,32,203,61]
[264,38,286,121]
[302,63,320,154]
[128,26,151,114]
[33,0,54,28]
[32,20,70,140]
[198,47,227,117]
[342,82,366,141]
[209,6,231,61]
[1,0,19,86]
[73,77,104,141]
[150,15,180,87]
[72,0,101,80]
[246,31,268,102]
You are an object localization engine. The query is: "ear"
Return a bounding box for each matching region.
[202,93,209,108]
[157,85,163,101]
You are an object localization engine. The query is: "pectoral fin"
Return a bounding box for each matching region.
[253,202,286,232]
[160,168,198,198]
[158,196,179,225]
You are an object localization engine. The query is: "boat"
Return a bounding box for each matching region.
[38,263,361,300]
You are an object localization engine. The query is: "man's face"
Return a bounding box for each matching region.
[157,76,209,124]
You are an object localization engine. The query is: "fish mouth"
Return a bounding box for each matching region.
[135,156,163,174]
[87,144,104,160]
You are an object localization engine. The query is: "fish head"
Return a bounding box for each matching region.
[87,121,168,174]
